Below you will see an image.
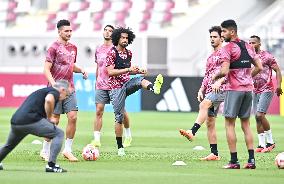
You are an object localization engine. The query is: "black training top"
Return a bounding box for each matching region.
[11,87,59,125]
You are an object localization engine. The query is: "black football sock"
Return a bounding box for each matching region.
[147,84,154,92]
[210,144,218,156]
[248,149,255,163]
[191,123,201,136]
[48,162,55,167]
[230,152,238,163]
[116,137,123,149]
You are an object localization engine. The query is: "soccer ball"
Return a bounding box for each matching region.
[275,152,284,169]
[82,144,99,161]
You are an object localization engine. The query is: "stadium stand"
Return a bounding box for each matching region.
[0,0,283,75]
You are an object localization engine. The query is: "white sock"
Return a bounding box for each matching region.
[42,140,51,153]
[64,138,73,153]
[264,129,274,144]
[124,128,131,138]
[257,133,266,148]
[94,131,101,141]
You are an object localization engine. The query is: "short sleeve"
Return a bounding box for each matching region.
[46,47,56,63]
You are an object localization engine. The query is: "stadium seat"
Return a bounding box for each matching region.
[46,13,56,22]
[146,0,155,10]
[6,11,17,22]
[116,11,127,22]
[46,22,56,31]
[8,0,18,11]
[102,0,111,11]
[59,2,69,11]
[68,12,78,21]
[139,22,148,31]
[92,11,104,21]
[93,22,102,31]
[80,1,90,11]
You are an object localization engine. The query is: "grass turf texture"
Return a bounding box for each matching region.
[0,108,284,184]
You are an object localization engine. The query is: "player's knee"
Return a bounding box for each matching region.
[206,118,215,129]
[199,100,211,110]
[255,113,264,122]
[68,113,77,123]
[115,113,124,124]
[56,128,64,139]
[50,117,59,125]
[96,110,104,118]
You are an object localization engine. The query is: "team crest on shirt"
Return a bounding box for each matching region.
[212,56,220,62]
[70,51,76,58]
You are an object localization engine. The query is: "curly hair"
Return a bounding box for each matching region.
[111,27,136,46]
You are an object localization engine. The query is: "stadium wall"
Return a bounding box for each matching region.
[0,36,165,76]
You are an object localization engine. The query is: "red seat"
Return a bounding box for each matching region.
[145,0,154,10]
[116,11,127,22]
[163,11,172,22]
[47,13,56,22]
[46,22,56,31]
[8,0,18,11]
[93,11,104,21]
[80,1,90,11]
[139,22,148,31]
[59,2,69,11]
[93,22,102,31]
[68,12,78,21]
[6,11,16,22]
[102,0,111,11]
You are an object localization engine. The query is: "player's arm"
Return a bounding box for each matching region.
[44,93,55,120]
[272,64,283,96]
[212,77,226,93]
[44,61,56,86]
[73,65,88,79]
[107,65,138,76]
[197,87,205,102]
[251,57,263,77]
[212,60,230,81]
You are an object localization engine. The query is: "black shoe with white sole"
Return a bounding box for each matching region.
[45,164,67,173]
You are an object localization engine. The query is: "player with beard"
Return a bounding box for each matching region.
[106,27,163,156]
[249,35,282,153]
[41,19,88,162]
[91,25,133,148]
[213,19,263,169]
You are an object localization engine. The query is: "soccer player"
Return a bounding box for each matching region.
[41,19,88,162]
[0,80,69,173]
[179,26,225,161]
[91,25,133,148]
[106,27,163,156]
[213,19,263,169]
[249,35,283,153]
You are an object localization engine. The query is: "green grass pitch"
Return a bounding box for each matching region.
[0,108,284,184]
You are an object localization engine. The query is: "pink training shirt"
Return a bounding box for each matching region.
[95,44,113,90]
[45,41,77,90]
[106,48,132,89]
[201,49,226,95]
[219,38,258,91]
[253,50,278,94]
